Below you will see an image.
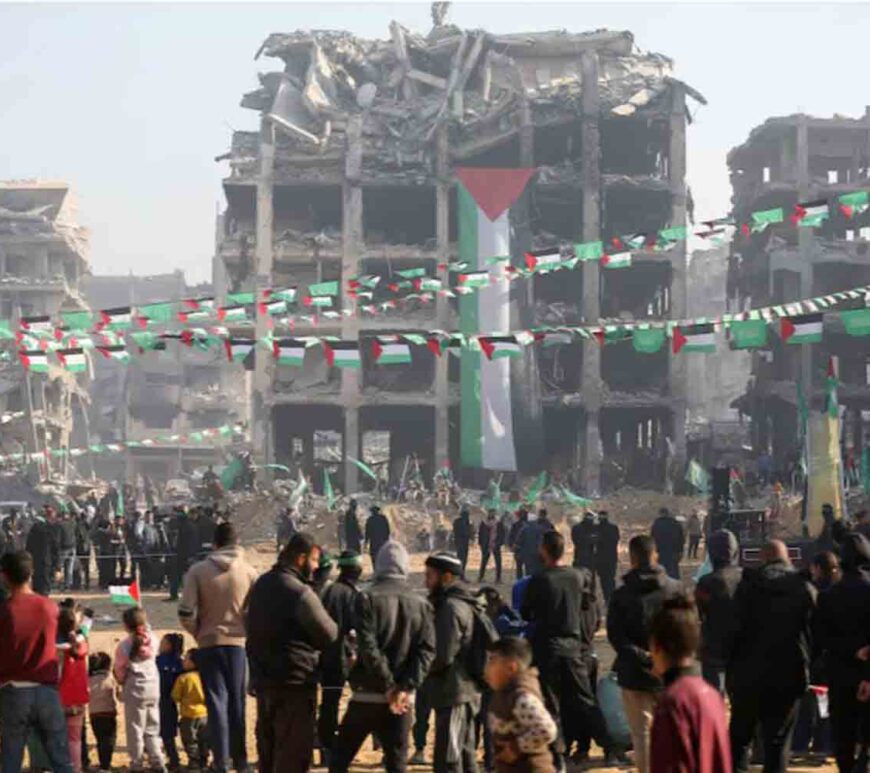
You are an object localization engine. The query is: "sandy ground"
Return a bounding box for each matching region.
[52,536,837,772]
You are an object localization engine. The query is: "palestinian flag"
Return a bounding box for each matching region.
[792,200,830,228]
[257,298,287,317]
[701,216,735,230]
[19,349,50,373]
[100,306,133,330]
[524,248,563,272]
[303,296,333,308]
[456,166,536,470]
[109,581,140,607]
[183,297,215,312]
[96,345,130,364]
[414,277,442,292]
[478,335,523,360]
[839,191,869,219]
[57,347,87,373]
[325,341,361,369]
[270,288,297,304]
[780,313,823,344]
[177,309,210,324]
[372,339,412,365]
[619,233,648,250]
[224,337,256,363]
[136,302,174,326]
[273,338,307,366]
[19,315,53,336]
[672,323,716,354]
[601,250,632,269]
[217,305,248,323]
[458,271,490,289]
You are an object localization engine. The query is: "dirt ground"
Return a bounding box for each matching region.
[56,513,837,772]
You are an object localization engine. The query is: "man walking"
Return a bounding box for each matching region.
[728,540,817,773]
[694,530,743,693]
[24,508,55,596]
[651,508,685,580]
[424,551,484,773]
[452,508,472,578]
[0,551,73,772]
[330,541,436,773]
[595,511,620,605]
[365,505,391,567]
[571,510,598,570]
[179,522,259,773]
[319,550,363,765]
[344,500,362,554]
[508,508,529,580]
[246,532,338,772]
[607,535,682,773]
[521,530,618,765]
[477,510,504,583]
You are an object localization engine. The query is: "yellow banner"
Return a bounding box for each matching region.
[806,412,844,535]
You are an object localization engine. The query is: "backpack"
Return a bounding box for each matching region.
[464,600,500,689]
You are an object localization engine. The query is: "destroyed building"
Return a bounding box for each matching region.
[84,272,248,483]
[0,180,91,480]
[216,16,704,493]
[728,111,870,470]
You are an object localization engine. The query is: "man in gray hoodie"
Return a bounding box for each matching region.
[178,522,258,773]
[330,540,436,773]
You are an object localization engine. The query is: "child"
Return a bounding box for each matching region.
[88,652,118,773]
[157,633,185,771]
[485,637,558,772]
[648,596,731,773]
[57,603,89,773]
[171,649,209,770]
[114,607,167,773]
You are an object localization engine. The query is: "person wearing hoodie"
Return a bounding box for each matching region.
[365,505,391,567]
[425,551,484,773]
[245,532,338,773]
[595,512,620,605]
[650,508,685,580]
[814,532,870,773]
[178,522,258,773]
[516,510,555,578]
[508,509,529,580]
[694,529,743,694]
[453,509,472,577]
[319,550,364,766]
[727,540,817,773]
[330,541,436,773]
[606,534,682,773]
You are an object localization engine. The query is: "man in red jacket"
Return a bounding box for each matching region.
[649,595,731,773]
[0,550,73,773]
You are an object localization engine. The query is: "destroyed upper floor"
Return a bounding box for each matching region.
[218,22,705,187]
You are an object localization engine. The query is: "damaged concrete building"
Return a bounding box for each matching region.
[0,180,91,480]
[84,272,248,483]
[728,111,870,473]
[217,13,703,494]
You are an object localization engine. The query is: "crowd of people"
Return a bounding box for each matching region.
[0,499,868,773]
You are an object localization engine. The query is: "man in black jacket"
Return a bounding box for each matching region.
[365,505,390,567]
[595,511,620,604]
[424,551,481,773]
[477,510,504,583]
[330,541,435,773]
[728,540,817,773]
[452,509,472,578]
[650,508,684,580]
[507,508,528,580]
[344,500,362,554]
[694,529,743,693]
[522,530,617,765]
[24,509,55,596]
[607,534,682,773]
[245,532,338,773]
[57,510,76,590]
[319,550,363,765]
[814,532,870,773]
[73,512,92,590]
[571,511,598,570]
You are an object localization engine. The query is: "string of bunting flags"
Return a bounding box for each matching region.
[0,423,246,466]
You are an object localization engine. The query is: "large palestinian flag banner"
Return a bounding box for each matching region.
[456,167,535,471]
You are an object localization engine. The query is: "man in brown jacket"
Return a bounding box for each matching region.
[178,522,258,773]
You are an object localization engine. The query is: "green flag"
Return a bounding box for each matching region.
[0,320,14,340]
[632,328,666,354]
[685,460,710,494]
[862,447,870,493]
[324,468,336,508]
[729,319,768,349]
[524,471,548,504]
[751,207,784,232]
[348,456,379,481]
[561,486,593,508]
[841,308,870,337]
[290,470,309,507]
[396,268,427,279]
[574,241,603,261]
[308,281,339,297]
[227,291,256,305]
[61,311,93,330]
[220,458,243,491]
[138,302,175,324]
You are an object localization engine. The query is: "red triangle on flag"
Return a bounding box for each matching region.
[371,340,383,362]
[524,252,537,271]
[479,338,495,360]
[672,327,688,354]
[592,330,605,347]
[129,580,140,603]
[826,356,836,380]
[600,254,611,267]
[323,343,335,367]
[740,223,750,237]
[455,167,537,221]
[839,204,853,219]
[780,317,796,342]
[427,338,442,357]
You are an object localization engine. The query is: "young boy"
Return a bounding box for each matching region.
[171,649,209,770]
[485,637,558,773]
[648,596,731,773]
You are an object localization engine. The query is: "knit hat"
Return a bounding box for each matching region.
[425,551,463,575]
[336,549,363,569]
[375,540,410,578]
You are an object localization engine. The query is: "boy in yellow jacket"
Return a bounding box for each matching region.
[171,649,209,770]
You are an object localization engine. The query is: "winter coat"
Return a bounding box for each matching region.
[695,530,743,669]
[607,564,683,691]
[571,517,598,568]
[365,512,391,557]
[595,520,620,568]
[516,519,555,576]
[245,564,338,689]
[320,576,360,684]
[651,515,685,561]
[344,509,363,553]
[427,581,480,709]
[453,516,472,550]
[478,519,506,552]
[114,627,160,703]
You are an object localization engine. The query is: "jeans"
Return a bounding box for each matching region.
[90,714,116,771]
[59,548,76,588]
[412,685,431,752]
[330,700,412,773]
[255,684,316,773]
[196,645,248,772]
[0,685,73,773]
[478,549,501,583]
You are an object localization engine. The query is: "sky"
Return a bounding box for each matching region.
[1,2,869,283]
